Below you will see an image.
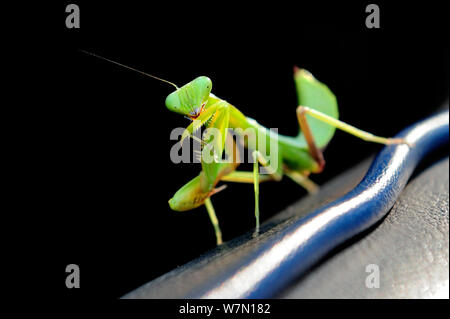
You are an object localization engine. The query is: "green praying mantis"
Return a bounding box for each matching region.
[83,51,406,245]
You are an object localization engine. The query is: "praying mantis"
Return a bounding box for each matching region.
[82,51,406,245]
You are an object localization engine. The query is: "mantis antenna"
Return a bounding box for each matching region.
[79,50,179,89]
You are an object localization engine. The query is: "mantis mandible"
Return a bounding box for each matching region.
[83,51,406,245]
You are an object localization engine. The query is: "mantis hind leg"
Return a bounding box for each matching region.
[280,105,325,194]
[297,106,326,173]
[290,105,407,193]
[298,106,407,146]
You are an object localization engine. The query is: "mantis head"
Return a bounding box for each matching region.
[165,76,212,119]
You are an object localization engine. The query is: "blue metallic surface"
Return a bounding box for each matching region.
[192,110,449,298]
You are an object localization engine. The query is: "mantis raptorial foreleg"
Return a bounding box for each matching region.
[180,102,220,146]
[200,102,231,191]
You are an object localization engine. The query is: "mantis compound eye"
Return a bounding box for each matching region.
[165,91,184,115]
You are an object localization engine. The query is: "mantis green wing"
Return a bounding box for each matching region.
[294,68,339,149]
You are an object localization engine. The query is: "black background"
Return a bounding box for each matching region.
[45,1,448,299]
